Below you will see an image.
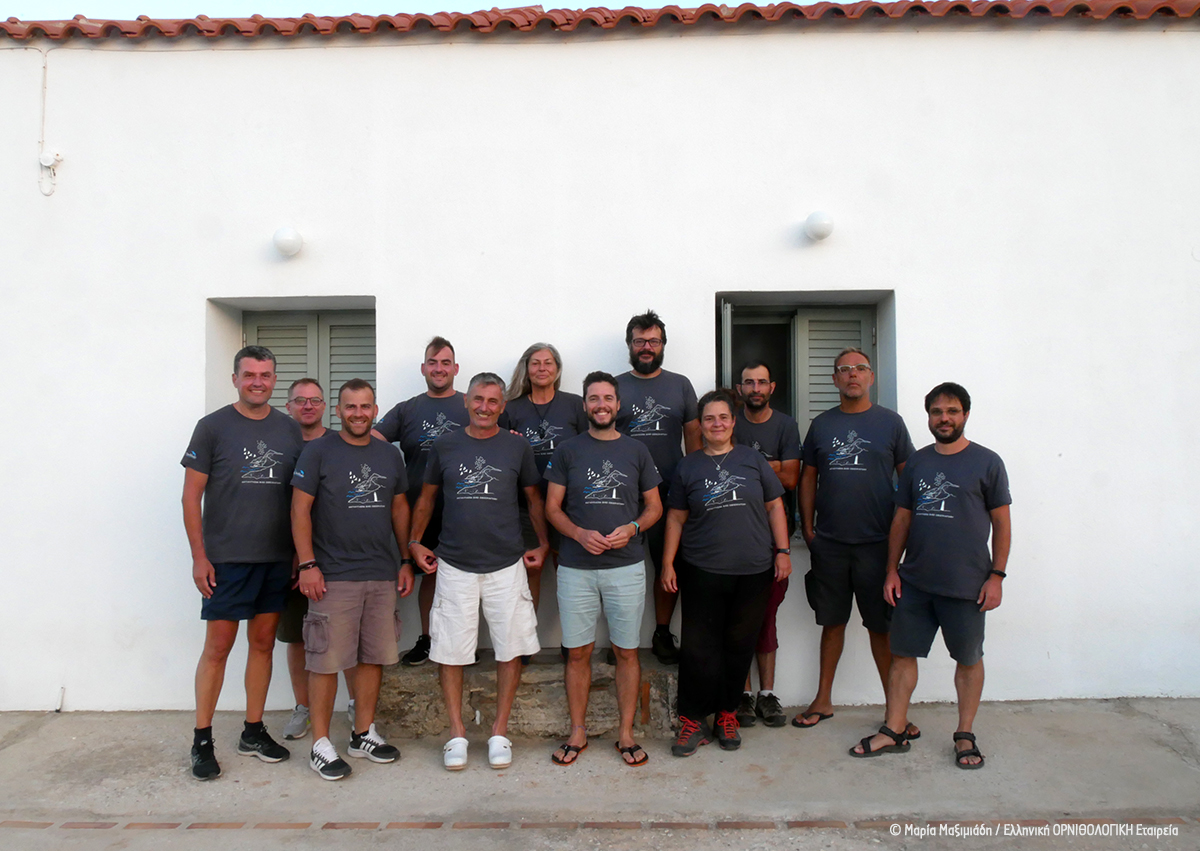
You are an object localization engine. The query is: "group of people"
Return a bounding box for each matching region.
[182,309,1011,782]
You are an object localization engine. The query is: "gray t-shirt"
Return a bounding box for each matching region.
[896,442,1012,600]
[376,392,466,502]
[615,369,699,486]
[181,405,303,563]
[735,408,801,464]
[802,405,915,544]
[544,433,663,570]
[668,445,785,576]
[424,428,540,573]
[291,433,408,582]
[499,391,588,477]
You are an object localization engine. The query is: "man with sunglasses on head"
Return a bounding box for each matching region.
[616,310,700,665]
[794,347,916,735]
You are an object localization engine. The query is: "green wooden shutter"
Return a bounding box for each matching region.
[793,308,876,431]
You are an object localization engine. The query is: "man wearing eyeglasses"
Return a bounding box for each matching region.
[794,347,916,733]
[279,379,359,742]
[616,310,700,665]
[732,360,801,728]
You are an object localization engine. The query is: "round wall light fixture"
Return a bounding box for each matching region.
[273,226,304,257]
[804,211,834,241]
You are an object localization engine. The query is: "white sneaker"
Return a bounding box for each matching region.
[443,736,468,771]
[488,735,512,769]
[282,704,310,740]
[346,700,356,730]
[309,737,352,781]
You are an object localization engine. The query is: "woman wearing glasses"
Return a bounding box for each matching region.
[661,389,792,756]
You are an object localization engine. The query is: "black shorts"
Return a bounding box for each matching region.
[804,537,891,633]
[201,561,291,622]
[889,582,985,666]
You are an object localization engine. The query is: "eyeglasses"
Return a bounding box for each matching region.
[834,364,872,375]
[290,397,325,407]
[631,338,663,350]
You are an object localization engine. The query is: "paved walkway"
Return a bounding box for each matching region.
[1,698,1197,849]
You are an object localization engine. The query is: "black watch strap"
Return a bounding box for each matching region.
[990,569,1007,579]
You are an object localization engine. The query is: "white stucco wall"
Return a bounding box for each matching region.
[2,19,1198,711]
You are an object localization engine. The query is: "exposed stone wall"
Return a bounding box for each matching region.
[377,650,678,738]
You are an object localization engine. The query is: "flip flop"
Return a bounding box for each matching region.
[615,741,649,767]
[848,725,910,758]
[551,742,588,766]
[953,732,985,770]
[791,711,834,729]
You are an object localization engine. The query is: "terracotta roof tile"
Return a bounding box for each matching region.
[3,1,1198,40]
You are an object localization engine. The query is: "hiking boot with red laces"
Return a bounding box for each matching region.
[714,710,742,750]
[671,716,711,757]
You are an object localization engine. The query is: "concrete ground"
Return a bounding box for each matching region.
[1,698,1197,850]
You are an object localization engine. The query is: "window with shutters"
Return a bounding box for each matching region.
[243,310,376,428]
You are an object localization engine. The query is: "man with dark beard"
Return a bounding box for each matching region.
[544,372,662,766]
[849,382,1010,770]
[615,310,700,664]
[732,361,800,728]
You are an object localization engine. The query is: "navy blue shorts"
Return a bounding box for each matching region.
[889,582,985,666]
[201,561,293,622]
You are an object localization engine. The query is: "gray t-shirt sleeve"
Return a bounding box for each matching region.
[291,440,322,496]
[758,451,786,503]
[682,377,699,423]
[424,442,445,486]
[182,420,214,473]
[376,403,402,443]
[895,420,915,466]
[637,441,663,492]
[518,442,539,488]
[780,419,802,462]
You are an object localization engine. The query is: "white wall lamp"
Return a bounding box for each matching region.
[804,211,834,241]
[38,149,62,197]
[273,226,304,257]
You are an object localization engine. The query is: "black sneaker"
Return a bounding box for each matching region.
[735,692,757,727]
[714,710,742,750]
[671,716,711,757]
[348,724,400,764]
[237,725,290,763]
[401,634,431,667]
[191,739,221,780]
[651,630,680,665]
[755,692,787,728]
[310,737,352,781]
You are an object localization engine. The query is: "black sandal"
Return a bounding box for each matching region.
[551,742,587,765]
[848,725,910,758]
[953,732,985,770]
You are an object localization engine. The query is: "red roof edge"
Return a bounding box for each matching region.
[3,1,1198,40]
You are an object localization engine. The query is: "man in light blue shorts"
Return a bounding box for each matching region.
[545,371,663,767]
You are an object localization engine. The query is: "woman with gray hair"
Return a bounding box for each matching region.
[500,343,587,639]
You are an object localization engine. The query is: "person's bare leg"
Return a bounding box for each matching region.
[287,643,309,707]
[440,664,467,739]
[654,583,677,627]
[526,566,543,613]
[613,646,641,758]
[343,665,357,702]
[351,664,381,734]
[953,660,985,766]
[418,574,435,635]
[195,620,239,728]
[555,643,593,762]
[853,655,918,754]
[798,623,844,724]
[757,650,777,692]
[309,672,338,741]
[244,612,280,724]
[493,658,522,738]
[868,628,917,736]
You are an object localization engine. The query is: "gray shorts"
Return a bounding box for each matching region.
[805,537,891,633]
[303,580,401,674]
[889,582,985,666]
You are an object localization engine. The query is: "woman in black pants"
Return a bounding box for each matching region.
[661,389,792,756]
